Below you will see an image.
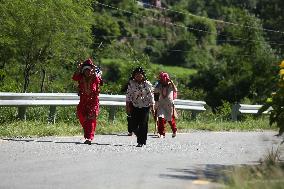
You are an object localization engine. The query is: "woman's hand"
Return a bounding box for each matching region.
[76,62,83,73]
[90,68,96,76]
[78,62,83,69]
[126,101,132,115]
[150,105,155,118]
[87,114,96,120]
[169,80,177,91]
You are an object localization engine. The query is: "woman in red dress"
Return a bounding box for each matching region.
[72,58,102,145]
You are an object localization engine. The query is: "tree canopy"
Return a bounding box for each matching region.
[0,0,94,92]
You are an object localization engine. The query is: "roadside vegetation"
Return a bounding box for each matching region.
[224,147,284,189]
[0,105,276,138]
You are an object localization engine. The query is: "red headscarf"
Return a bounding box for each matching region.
[83,58,94,66]
[81,58,95,73]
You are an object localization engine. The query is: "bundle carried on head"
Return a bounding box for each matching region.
[81,58,95,73]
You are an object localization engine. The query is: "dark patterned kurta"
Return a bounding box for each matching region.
[126,79,154,145]
[126,80,155,108]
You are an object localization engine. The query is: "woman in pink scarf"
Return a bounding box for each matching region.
[72,58,102,145]
[154,72,178,138]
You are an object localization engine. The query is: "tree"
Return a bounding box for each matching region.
[92,13,121,45]
[258,60,284,136]
[159,16,217,69]
[0,0,94,92]
[190,9,278,109]
[235,10,278,102]
[255,0,284,54]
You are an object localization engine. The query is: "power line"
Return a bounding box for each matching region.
[167,50,262,59]
[137,1,284,35]
[94,1,284,47]
[102,36,168,40]
[96,37,276,60]
[102,35,284,44]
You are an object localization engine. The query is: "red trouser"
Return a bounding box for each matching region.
[157,115,177,136]
[77,108,97,140]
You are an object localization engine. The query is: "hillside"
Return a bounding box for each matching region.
[0,0,283,108]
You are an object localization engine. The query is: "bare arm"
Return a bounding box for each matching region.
[169,80,177,92]
[72,62,83,81]
[126,101,132,115]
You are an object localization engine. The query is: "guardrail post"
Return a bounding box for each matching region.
[108,106,116,122]
[191,111,198,120]
[231,103,240,121]
[48,106,57,124]
[17,106,27,121]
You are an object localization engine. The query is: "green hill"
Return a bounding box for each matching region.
[0,0,283,108]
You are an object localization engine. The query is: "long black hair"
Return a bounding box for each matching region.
[131,67,147,80]
[122,67,147,92]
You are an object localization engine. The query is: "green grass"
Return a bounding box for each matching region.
[0,114,277,138]
[100,58,197,78]
[176,119,273,132]
[0,119,275,138]
[223,148,284,189]
[150,63,197,78]
[0,121,82,137]
[0,106,277,137]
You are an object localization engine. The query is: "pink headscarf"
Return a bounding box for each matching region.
[159,72,177,99]
[159,72,170,83]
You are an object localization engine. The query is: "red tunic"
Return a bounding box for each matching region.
[72,73,101,118]
[72,73,101,140]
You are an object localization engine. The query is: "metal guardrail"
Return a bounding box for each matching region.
[231,103,272,121]
[0,92,207,123]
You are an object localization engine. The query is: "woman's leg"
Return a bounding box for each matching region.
[158,117,166,137]
[168,115,177,137]
[83,118,97,141]
[140,107,149,145]
[135,107,149,145]
[77,106,85,127]
[127,115,133,135]
[131,107,139,136]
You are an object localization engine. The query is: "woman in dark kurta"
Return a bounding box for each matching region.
[72,59,102,145]
[126,67,155,147]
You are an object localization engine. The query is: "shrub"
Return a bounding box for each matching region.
[258,60,284,136]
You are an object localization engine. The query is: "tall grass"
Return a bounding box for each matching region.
[0,106,277,137]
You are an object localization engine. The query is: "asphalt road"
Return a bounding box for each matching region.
[0,131,283,189]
